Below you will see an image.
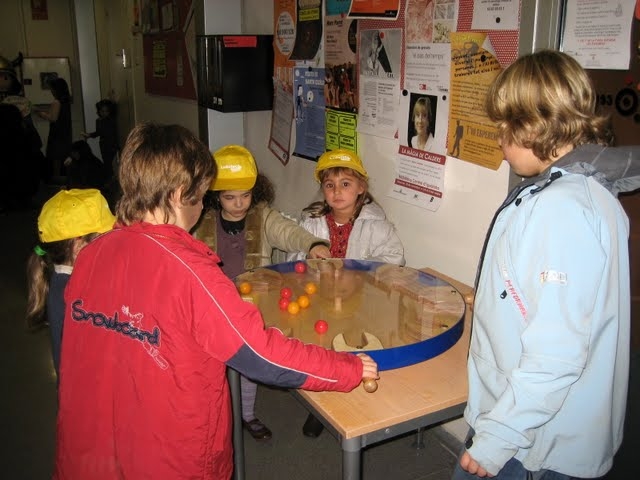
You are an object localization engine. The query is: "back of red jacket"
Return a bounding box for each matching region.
[54,222,362,480]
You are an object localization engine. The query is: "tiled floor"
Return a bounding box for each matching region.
[1,187,636,479]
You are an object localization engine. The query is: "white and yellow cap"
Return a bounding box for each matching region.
[210,145,258,191]
[315,149,368,182]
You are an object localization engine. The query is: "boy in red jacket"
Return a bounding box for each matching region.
[54,123,378,480]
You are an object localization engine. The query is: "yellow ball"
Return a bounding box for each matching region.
[287,301,300,315]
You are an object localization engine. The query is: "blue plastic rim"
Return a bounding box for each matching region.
[264,260,467,371]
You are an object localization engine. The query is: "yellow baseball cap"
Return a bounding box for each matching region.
[315,149,368,182]
[38,189,116,243]
[210,145,258,191]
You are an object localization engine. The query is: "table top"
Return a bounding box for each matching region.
[298,267,473,440]
[236,263,473,440]
[235,260,468,370]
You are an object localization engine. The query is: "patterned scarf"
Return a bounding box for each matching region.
[326,213,353,258]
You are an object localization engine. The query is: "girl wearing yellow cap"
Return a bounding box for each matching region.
[26,188,116,379]
[288,148,405,437]
[192,144,332,441]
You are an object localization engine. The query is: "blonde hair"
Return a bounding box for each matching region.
[485,50,613,161]
[117,123,215,225]
[304,167,374,222]
[413,97,432,125]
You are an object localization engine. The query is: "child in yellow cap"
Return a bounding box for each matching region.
[26,188,115,379]
[288,148,405,437]
[192,144,332,441]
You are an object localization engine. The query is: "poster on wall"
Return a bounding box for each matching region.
[142,0,197,100]
[348,0,401,19]
[269,82,295,165]
[357,28,402,139]
[561,0,634,70]
[274,0,297,92]
[456,0,519,68]
[326,0,351,16]
[325,14,358,111]
[447,31,503,170]
[403,0,456,157]
[471,0,519,30]
[289,0,324,61]
[387,146,446,212]
[31,0,48,20]
[406,0,457,45]
[324,10,359,153]
[326,109,358,151]
[293,66,327,160]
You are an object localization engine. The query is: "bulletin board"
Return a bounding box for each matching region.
[141,0,197,100]
[21,57,72,105]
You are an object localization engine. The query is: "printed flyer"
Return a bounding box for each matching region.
[447,31,503,170]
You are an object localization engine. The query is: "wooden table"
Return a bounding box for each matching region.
[231,265,473,480]
[292,267,472,479]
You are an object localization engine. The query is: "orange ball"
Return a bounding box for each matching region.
[304,282,318,295]
[287,301,300,315]
[297,295,310,308]
[238,282,252,294]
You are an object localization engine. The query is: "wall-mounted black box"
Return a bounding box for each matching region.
[196,34,274,112]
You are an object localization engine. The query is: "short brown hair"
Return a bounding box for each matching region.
[485,50,613,161]
[116,123,216,225]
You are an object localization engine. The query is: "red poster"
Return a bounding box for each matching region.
[31,0,48,20]
[142,0,197,100]
[348,0,400,19]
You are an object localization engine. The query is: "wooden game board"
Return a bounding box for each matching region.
[234,259,467,371]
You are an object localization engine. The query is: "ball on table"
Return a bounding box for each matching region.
[304,282,318,295]
[287,301,300,315]
[280,287,293,299]
[278,297,290,310]
[314,319,328,334]
[363,378,378,393]
[238,282,252,294]
[294,262,307,273]
[297,294,310,308]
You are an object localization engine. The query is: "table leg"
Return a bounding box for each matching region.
[342,437,362,480]
[228,368,245,480]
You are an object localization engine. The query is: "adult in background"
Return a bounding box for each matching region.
[36,77,71,183]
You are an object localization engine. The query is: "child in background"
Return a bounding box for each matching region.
[288,149,404,265]
[82,99,119,183]
[288,148,404,437]
[192,144,331,441]
[25,189,115,379]
[65,140,107,191]
[453,50,640,479]
[53,123,377,480]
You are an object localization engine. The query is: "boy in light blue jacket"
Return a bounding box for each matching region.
[453,50,640,479]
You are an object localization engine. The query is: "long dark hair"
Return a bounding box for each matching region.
[49,78,71,103]
[204,173,275,211]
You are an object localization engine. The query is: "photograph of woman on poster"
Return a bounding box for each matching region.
[408,95,437,151]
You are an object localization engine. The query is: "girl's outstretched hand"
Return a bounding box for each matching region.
[309,244,331,259]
